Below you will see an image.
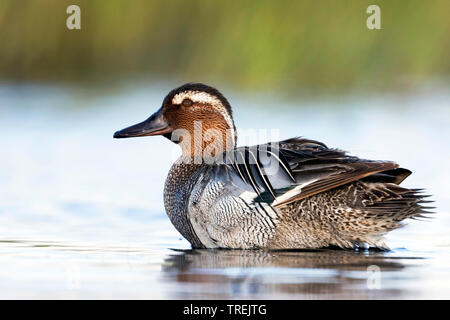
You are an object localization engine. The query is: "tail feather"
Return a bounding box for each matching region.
[335,181,433,249]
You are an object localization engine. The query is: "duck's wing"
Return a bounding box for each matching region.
[219,138,402,208]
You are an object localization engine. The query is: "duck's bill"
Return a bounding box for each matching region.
[113,108,172,138]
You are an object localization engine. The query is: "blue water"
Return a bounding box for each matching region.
[0,82,449,299]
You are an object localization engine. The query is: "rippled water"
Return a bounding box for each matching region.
[0,82,449,299]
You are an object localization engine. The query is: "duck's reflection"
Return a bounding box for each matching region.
[161,249,420,299]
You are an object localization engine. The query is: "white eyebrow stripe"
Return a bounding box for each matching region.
[172,91,221,106]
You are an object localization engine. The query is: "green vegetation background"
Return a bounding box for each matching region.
[0,0,448,94]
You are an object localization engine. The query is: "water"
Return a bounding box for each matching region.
[0,82,449,299]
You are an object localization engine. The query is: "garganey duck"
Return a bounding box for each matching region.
[114,83,430,250]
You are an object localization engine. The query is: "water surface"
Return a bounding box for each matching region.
[0,83,449,299]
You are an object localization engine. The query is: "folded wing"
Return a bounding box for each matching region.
[219,137,403,208]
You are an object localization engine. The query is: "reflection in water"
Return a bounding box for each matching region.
[162,249,424,299]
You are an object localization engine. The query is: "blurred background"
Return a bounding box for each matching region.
[0,0,449,299]
[1,0,449,92]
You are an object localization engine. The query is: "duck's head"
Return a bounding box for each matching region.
[114,83,236,158]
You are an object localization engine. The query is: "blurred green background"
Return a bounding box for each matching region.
[0,0,449,94]
[1,1,450,300]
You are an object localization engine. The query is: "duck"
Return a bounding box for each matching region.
[114,83,430,250]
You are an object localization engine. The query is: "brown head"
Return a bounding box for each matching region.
[114,83,237,160]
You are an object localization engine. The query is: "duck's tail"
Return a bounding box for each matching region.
[334,172,433,249]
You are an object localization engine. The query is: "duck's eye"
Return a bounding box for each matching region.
[182,99,193,107]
